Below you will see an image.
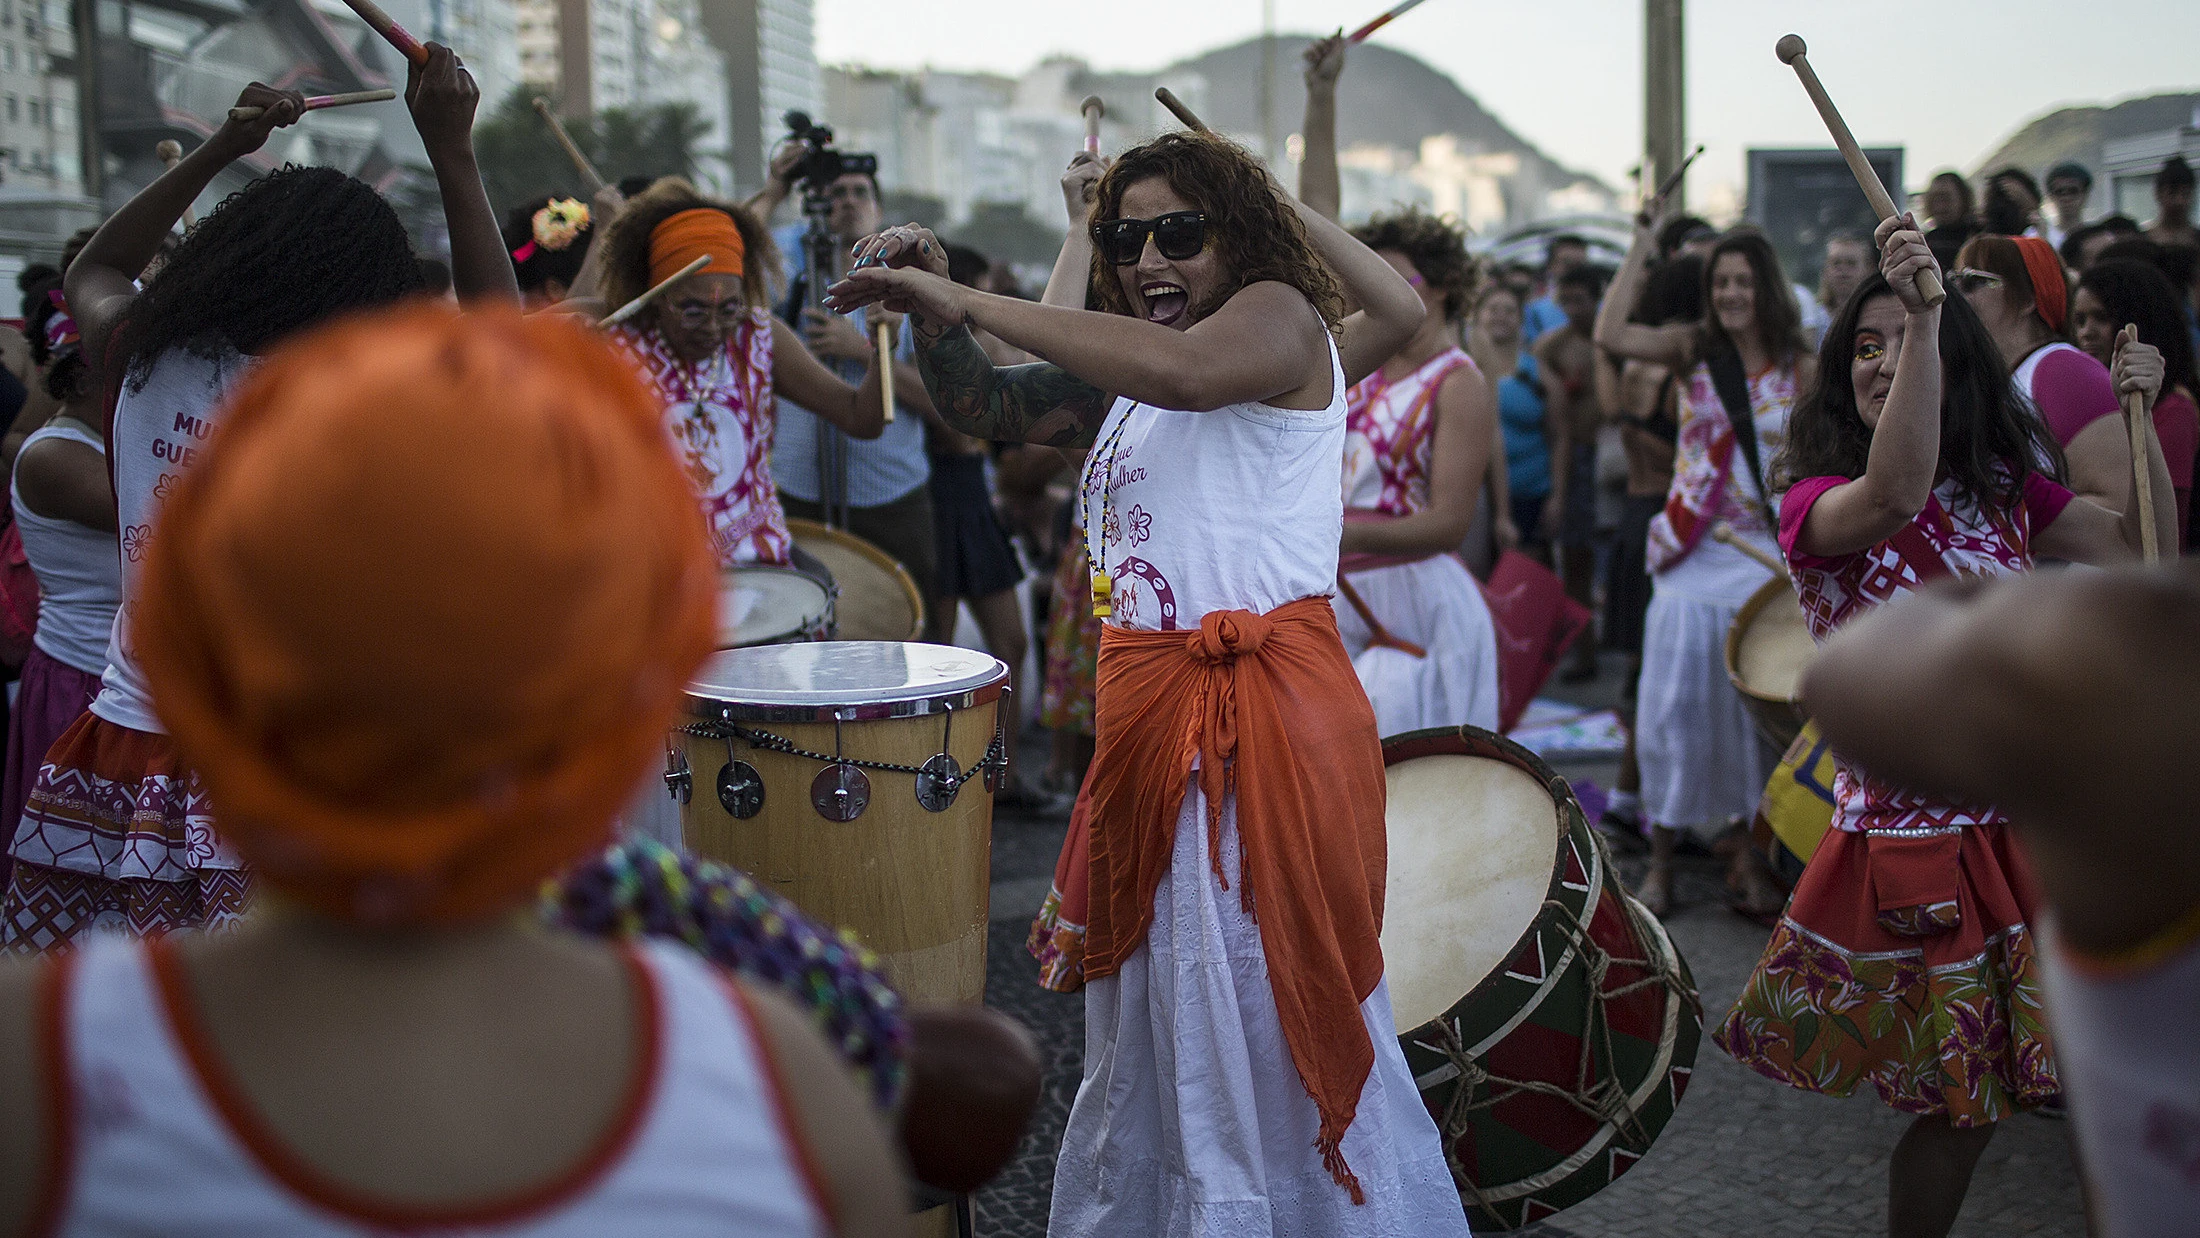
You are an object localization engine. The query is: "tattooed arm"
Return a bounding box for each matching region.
[912,317,1114,448]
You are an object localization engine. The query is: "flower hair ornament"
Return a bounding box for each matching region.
[43,289,79,363]
[511,198,591,264]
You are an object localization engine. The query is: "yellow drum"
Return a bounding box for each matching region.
[671,641,1007,1005]
[785,517,925,642]
[1724,576,1817,752]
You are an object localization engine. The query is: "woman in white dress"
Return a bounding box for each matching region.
[1595,219,1810,917]
[1334,210,1503,735]
[828,131,1471,1236]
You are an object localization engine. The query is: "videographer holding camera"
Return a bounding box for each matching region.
[749,114,940,600]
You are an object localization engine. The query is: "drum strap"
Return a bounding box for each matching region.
[1333,573,1427,658]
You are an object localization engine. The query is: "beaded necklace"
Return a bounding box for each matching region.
[1082,404,1138,618]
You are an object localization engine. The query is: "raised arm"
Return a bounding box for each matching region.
[1043,154,1107,310]
[1298,34,1345,221]
[406,45,518,303]
[1286,196,1421,386]
[1791,216,1944,558]
[1593,217,1694,368]
[771,315,887,440]
[65,84,306,374]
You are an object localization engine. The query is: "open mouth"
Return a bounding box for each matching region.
[1141,282,1189,327]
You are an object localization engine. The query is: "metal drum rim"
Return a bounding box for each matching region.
[683,641,1010,722]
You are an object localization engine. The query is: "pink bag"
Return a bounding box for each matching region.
[1480,550,1592,734]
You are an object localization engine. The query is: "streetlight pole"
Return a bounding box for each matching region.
[1644,0,1684,212]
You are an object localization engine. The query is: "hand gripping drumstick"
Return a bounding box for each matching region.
[337,0,429,66]
[877,321,896,424]
[155,140,195,230]
[601,255,711,327]
[1652,144,1705,204]
[2116,323,2163,564]
[1154,88,1208,133]
[1713,522,1790,579]
[1348,0,1430,43]
[1776,35,1943,305]
[228,89,396,122]
[1080,96,1104,155]
[533,97,608,193]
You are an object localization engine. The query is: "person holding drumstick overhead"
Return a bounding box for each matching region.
[826,130,1470,1235]
[586,180,887,569]
[2,45,514,952]
[1713,213,2169,1238]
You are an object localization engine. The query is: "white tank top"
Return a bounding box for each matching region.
[36,935,832,1237]
[1080,329,1346,631]
[10,420,121,676]
[2042,920,2200,1238]
[91,349,252,735]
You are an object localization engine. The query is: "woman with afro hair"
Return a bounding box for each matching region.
[4,46,516,951]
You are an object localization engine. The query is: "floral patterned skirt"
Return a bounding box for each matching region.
[1027,772,1092,993]
[1713,823,2058,1127]
[1039,540,1100,736]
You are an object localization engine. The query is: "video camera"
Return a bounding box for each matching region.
[781,111,878,189]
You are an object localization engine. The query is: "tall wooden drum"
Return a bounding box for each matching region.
[671,642,1008,1006]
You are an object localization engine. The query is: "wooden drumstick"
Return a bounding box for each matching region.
[156,140,195,229]
[876,321,896,424]
[2116,323,2162,564]
[601,254,710,327]
[1080,95,1104,155]
[337,0,429,66]
[228,89,395,122]
[1154,87,1208,133]
[1775,34,1944,306]
[533,97,608,193]
[1348,0,1430,43]
[1651,144,1705,204]
[1713,522,1789,578]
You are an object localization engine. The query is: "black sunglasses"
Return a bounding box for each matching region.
[1094,211,1208,265]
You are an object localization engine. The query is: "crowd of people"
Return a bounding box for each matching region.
[0,25,2177,1238]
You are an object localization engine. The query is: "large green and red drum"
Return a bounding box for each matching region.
[1381,726,1701,1231]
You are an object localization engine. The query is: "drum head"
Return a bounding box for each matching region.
[1729,578,1815,704]
[720,567,833,648]
[785,518,925,641]
[1382,734,1564,1033]
[686,641,1007,722]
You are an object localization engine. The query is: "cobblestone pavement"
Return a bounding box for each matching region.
[971,653,2084,1236]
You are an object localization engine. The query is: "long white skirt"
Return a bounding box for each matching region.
[1635,538,1777,838]
[1333,556,1502,738]
[1048,779,1471,1238]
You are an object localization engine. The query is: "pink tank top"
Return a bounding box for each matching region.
[28,935,832,1237]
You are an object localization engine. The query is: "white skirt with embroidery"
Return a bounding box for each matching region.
[1047,779,1472,1238]
[1332,555,1502,738]
[1635,536,1778,838]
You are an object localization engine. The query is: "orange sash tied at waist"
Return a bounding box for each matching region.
[1083,595,1388,1201]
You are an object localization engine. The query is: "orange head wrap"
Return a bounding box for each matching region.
[649,207,745,286]
[2011,235,2068,334]
[134,304,717,926]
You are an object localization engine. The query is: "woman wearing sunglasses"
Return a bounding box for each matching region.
[592,179,886,570]
[826,130,1466,1236]
[1717,213,2168,1238]
[1951,234,2135,519]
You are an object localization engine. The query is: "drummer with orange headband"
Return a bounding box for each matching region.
[590,181,888,568]
[0,305,909,1235]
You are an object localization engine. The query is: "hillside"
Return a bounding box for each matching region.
[1974,92,2199,178]
[1074,36,1609,196]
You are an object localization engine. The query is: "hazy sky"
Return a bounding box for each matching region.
[815,0,2197,201]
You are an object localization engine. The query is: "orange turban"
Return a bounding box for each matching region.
[2011,235,2068,334]
[650,207,745,286]
[134,304,718,926]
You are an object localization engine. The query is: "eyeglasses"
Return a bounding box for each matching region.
[1094,211,1208,266]
[1949,269,2004,295]
[673,300,745,329]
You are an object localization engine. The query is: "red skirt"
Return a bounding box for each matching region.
[1713,824,2058,1126]
[2,710,250,952]
[1026,768,1092,993]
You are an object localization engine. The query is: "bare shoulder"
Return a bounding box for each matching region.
[1216,280,1325,339]
[0,955,53,1238]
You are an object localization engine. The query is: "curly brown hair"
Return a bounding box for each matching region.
[596,179,779,312]
[1086,132,1343,336]
[1351,209,1477,322]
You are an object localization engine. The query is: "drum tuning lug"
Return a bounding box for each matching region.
[915,753,963,812]
[664,748,692,805]
[811,762,871,822]
[716,760,765,819]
